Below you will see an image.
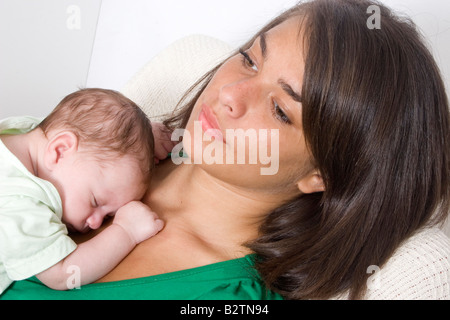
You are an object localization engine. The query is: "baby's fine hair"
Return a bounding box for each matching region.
[39,88,155,181]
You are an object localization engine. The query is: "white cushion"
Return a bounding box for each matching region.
[121,34,233,120]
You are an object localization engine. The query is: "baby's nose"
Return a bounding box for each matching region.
[86,211,105,230]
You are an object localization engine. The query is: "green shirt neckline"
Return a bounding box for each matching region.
[1,254,283,300]
[68,254,258,289]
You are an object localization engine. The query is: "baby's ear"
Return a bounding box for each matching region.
[43,131,78,170]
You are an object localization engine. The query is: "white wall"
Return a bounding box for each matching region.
[0,0,101,118]
[86,0,300,90]
[85,0,450,96]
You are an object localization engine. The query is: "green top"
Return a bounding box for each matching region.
[0,255,283,300]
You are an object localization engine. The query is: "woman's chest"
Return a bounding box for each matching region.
[95,229,222,283]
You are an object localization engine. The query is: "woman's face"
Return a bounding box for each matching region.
[184,17,320,197]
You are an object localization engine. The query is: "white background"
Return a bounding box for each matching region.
[87,0,450,93]
[0,0,101,118]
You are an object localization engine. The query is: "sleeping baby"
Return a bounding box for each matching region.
[0,88,173,294]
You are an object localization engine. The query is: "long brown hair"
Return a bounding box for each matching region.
[164,0,450,299]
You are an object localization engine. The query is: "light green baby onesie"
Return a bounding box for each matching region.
[0,117,76,294]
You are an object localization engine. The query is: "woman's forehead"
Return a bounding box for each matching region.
[264,16,304,44]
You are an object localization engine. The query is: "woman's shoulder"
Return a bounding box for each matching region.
[0,255,283,300]
[364,227,450,299]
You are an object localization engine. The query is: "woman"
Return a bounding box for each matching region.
[2,0,449,300]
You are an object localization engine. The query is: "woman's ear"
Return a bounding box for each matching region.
[43,131,78,171]
[297,170,325,194]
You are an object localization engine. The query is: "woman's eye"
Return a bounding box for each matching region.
[238,49,290,125]
[239,49,258,72]
[273,100,291,124]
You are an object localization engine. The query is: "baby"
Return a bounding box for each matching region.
[0,88,173,293]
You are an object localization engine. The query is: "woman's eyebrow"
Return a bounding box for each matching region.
[260,32,302,103]
[260,32,268,59]
[279,80,303,103]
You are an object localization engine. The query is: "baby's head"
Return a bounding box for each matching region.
[39,88,154,232]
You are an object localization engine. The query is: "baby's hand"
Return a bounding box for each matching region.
[152,122,177,163]
[113,201,164,245]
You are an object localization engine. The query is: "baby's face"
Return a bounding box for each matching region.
[55,154,146,233]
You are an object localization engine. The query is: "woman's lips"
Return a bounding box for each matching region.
[199,104,220,130]
[198,104,225,142]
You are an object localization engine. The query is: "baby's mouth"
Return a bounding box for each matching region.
[67,223,90,234]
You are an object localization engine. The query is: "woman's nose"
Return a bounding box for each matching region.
[219,79,257,118]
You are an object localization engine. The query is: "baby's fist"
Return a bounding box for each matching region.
[113,201,164,245]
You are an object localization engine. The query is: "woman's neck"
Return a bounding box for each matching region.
[145,160,287,257]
